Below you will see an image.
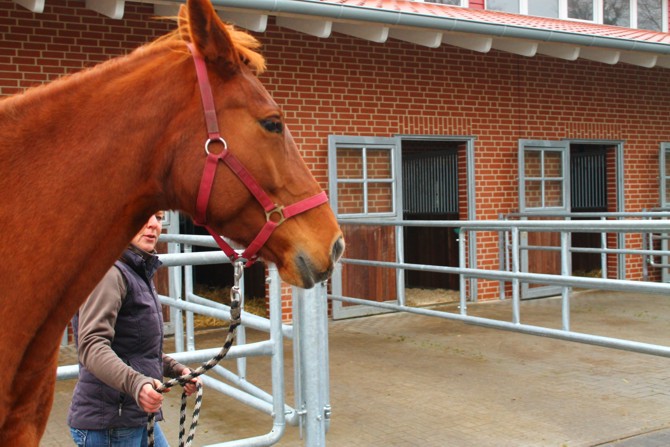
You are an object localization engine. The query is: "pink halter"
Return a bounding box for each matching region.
[186,43,328,267]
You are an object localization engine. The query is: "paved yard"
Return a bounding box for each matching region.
[45,290,670,446]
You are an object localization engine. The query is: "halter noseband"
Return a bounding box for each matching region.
[186,43,328,267]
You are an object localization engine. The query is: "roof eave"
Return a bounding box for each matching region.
[210,0,670,55]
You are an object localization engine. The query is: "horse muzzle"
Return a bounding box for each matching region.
[295,235,345,289]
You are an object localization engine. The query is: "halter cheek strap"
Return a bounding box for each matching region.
[186,43,328,266]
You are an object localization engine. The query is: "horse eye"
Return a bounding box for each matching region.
[260,119,283,134]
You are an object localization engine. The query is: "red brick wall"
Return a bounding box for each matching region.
[3,1,670,308]
[0,0,171,96]
[256,22,668,218]
[255,18,670,299]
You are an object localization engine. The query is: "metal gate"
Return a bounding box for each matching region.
[331,215,670,354]
[402,149,459,215]
[57,236,331,447]
[571,149,607,211]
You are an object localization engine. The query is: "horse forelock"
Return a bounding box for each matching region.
[151,17,266,74]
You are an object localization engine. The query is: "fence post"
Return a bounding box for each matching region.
[293,282,330,446]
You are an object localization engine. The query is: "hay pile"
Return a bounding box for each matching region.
[190,285,267,329]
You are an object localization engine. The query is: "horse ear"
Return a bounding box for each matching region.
[186,0,239,73]
[178,4,190,42]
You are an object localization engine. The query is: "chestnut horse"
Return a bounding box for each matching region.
[0,0,343,444]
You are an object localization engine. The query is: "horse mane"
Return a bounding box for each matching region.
[152,17,266,74]
[1,17,266,117]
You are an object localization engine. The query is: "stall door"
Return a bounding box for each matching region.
[328,136,403,319]
[660,143,670,283]
[518,140,570,298]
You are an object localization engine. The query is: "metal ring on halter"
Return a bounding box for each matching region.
[205,137,228,155]
[265,205,286,225]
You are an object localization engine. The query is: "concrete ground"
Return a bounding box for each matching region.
[44,290,670,446]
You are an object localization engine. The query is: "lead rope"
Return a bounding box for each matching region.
[147,260,244,447]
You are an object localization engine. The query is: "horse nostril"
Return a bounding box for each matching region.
[331,236,345,264]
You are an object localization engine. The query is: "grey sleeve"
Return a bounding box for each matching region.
[162,354,188,378]
[77,267,154,404]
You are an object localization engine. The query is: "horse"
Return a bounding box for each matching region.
[0,0,344,443]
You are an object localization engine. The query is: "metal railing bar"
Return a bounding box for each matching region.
[515,245,670,256]
[339,218,670,232]
[56,341,274,381]
[183,293,293,339]
[208,364,298,426]
[200,375,278,421]
[506,211,670,218]
[160,251,231,267]
[160,234,232,249]
[339,258,670,295]
[159,295,292,338]
[328,294,670,358]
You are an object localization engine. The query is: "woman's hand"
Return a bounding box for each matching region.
[181,368,203,396]
[138,379,165,413]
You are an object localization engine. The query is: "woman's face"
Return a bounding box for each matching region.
[130,212,164,252]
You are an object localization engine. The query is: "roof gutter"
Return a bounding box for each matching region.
[208,0,670,55]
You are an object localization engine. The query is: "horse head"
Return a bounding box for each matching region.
[169,0,344,288]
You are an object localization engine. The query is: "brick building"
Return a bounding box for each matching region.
[3,0,670,320]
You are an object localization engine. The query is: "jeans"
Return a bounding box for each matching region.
[70,423,169,447]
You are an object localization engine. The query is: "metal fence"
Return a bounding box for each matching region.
[331,214,670,358]
[55,214,670,446]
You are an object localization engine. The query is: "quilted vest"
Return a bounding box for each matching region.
[68,247,164,429]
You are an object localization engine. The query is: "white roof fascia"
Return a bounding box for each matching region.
[14,0,670,67]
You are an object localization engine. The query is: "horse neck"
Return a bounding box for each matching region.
[0,42,193,284]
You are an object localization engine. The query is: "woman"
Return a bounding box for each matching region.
[68,211,200,446]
